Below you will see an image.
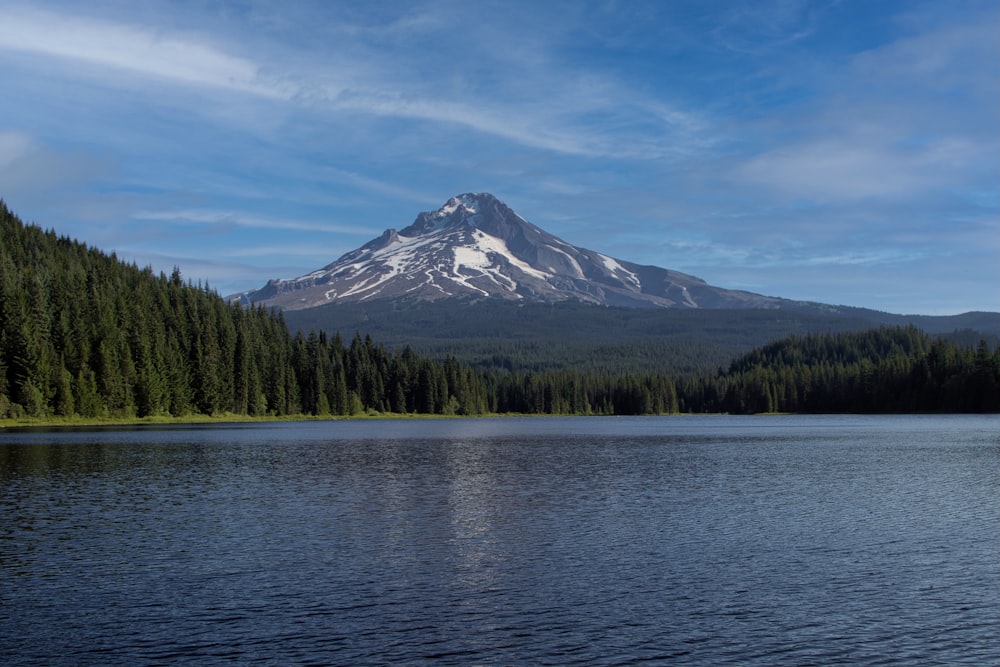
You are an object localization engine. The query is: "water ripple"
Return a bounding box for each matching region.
[1,415,998,665]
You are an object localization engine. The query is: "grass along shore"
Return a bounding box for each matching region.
[0,410,489,430]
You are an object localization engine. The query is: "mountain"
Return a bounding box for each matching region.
[229,192,999,375]
[232,192,812,311]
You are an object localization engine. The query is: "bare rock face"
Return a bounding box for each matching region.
[231,193,788,311]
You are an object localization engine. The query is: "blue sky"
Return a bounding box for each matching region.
[0,0,996,315]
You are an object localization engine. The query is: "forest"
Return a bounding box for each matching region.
[2,200,998,419]
[0,201,488,419]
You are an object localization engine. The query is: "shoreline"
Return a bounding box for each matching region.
[0,411,725,430]
[0,412,474,430]
[1,411,634,430]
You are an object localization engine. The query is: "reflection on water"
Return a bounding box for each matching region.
[1,415,998,665]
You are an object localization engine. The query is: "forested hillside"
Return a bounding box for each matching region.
[2,201,997,419]
[679,327,1000,414]
[283,299,1000,376]
[0,202,484,419]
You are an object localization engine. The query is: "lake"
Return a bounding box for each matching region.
[1,415,997,665]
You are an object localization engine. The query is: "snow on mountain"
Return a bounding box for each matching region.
[231,193,790,311]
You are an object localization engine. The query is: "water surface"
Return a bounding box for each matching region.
[2,415,998,665]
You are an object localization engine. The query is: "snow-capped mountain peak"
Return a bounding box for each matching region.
[231,193,788,311]
[433,193,480,220]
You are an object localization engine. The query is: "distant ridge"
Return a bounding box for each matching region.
[280,298,1000,376]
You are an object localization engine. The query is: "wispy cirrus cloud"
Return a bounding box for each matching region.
[0,7,289,98]
[709,0,824,54]
[0,4,708,161]
[133,209,376,237]
[733,137,985,202]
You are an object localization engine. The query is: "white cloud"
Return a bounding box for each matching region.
[0,5,709,160]
[0,7,288,98]
[803,251,921,267]
[852,17,999,88]
[732,138,982,201]
[133,209,376,236]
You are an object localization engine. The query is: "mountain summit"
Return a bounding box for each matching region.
[233,193,791,311]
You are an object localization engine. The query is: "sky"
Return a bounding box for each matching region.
[0,0,997,316]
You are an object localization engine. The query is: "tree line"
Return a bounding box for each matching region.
[2,200,997,419]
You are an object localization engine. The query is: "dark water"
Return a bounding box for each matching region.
[1,415,997,665]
